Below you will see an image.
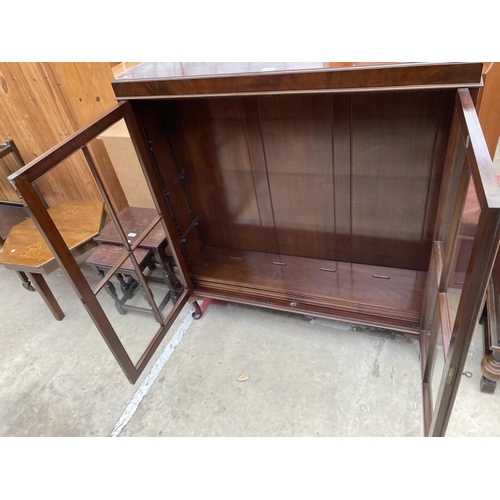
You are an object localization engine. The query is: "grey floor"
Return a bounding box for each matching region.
[0,259,499,437]
[1,139,500,438]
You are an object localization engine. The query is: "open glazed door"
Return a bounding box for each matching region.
[8,101,192,384]
[421,89,500,436]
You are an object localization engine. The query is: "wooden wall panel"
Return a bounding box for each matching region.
[0,63,127,210]
[478,62,500,160]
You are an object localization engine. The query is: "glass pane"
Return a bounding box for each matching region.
[29,153,108,283]
[441,122,467,255]
[95,257,177,365]
[449,177,481,327]
[431,314,444,410]
[23,119,187,368]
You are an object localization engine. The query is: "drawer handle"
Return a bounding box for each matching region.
[272,261,286,266]
[372,274,390,280]
[229,256,242,261]
[319,267,336,272]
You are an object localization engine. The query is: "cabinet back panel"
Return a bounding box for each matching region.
[140,91,454,271]
[257,95,336,260]
[177,99,271,253]
[351,91,445,269]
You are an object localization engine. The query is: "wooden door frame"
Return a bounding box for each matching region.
[420,88,500,436]
[8,101,191,384]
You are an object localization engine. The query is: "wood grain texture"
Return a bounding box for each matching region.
[86,243,151,272]
[191,246,425,329]
[131,91,455,272]
[112,63,483,99]
[0,145,21,202]
[0,201,104,270]
[0,204,28,239]
[457,89,500,210]
[258,95,335,260]
[131,101,204,266]
[350,91,445,269]
[0,63,126,209]
[178,98,267,253]
[332,94,352,262]
[93,207,166,248]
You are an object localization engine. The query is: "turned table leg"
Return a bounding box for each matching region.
[26,272,64,321]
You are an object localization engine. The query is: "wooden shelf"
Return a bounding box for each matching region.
[191,247,426,332]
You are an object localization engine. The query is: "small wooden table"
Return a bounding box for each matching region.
[0,201,105,320]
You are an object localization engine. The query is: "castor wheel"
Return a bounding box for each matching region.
[191,300,202,320]
[22,281,35,292]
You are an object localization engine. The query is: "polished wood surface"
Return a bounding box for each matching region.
[94,206,165,248]
[416,88,500,436]
[86,243,150,271]
[140,91,454,271]
[112,63,483,99]
[11,61,500,436]
[0,204,27,239]
[27,271,64,321]
[191,246,425,330]
[0,201,104,270]
[350,90,454,269]
[178,98,268,254]
[258,95,335,260]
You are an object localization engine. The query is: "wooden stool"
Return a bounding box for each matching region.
[86,243,172,322]
[93,207,183,296]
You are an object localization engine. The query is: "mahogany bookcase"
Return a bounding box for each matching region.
[9,62,500,436]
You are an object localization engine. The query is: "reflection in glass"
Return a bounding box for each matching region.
[449,177,481,327]
[431,322,444,410]
[26,120,185,366]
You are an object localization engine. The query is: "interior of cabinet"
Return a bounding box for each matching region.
[132,89,456,333]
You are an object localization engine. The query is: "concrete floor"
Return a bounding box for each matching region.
[1,257,499,437]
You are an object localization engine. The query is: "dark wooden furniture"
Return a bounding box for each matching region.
[8,62,500,436]
[0,139,36,291]
[480,254,500,393]
[93,206,181,292]
[0,201,105,320]
[86,206,182,319]
[86,243,173,320]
